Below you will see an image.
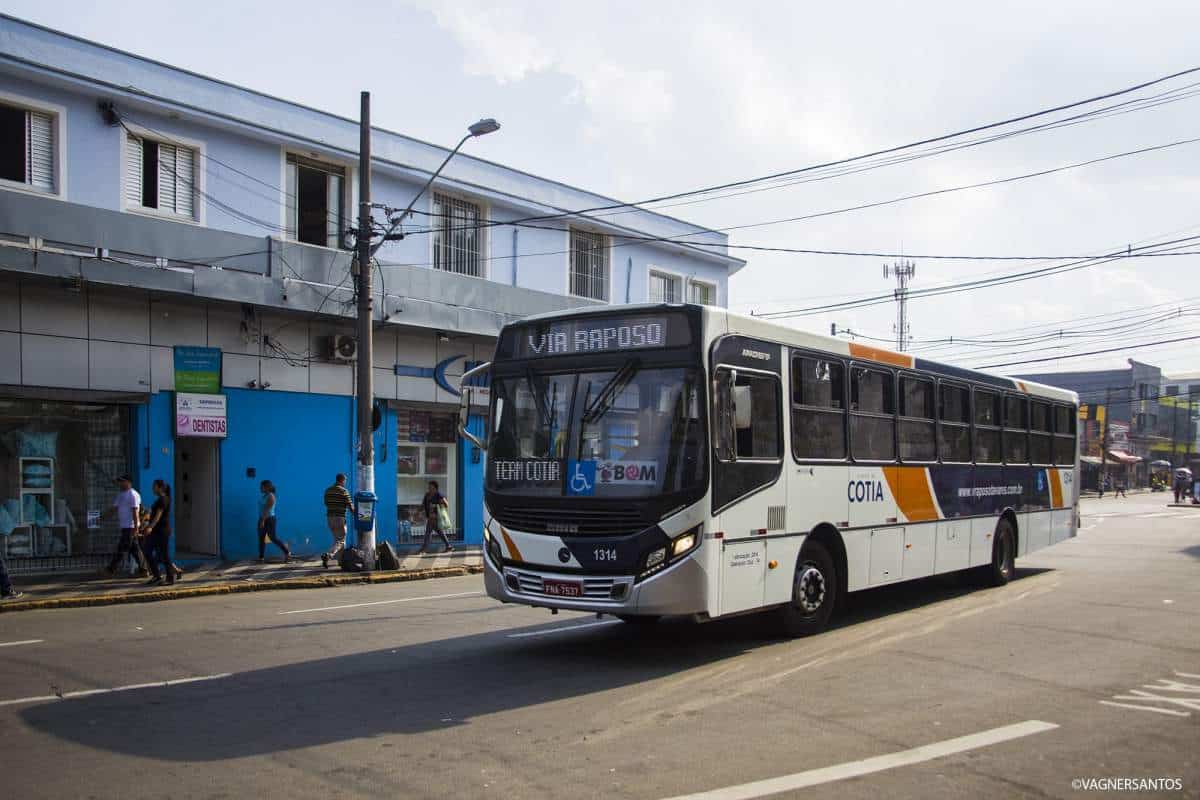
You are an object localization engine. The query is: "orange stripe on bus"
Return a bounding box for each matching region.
[500,528,524,562]
[1048,469,1063,508]
[848,342,914,369]
[882,466,940,522]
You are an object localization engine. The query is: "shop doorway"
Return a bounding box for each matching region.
[175,438,219,557]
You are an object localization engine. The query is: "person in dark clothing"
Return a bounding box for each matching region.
[0,550,22,600]
[142,479,176,586]
[257,480,290,563]
[418,480,453,554]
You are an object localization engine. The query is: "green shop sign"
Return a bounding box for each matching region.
[173,346,222,393]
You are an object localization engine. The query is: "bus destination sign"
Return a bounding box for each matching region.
[509,313,691,359]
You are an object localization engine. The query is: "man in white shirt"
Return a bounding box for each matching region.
[105,474,146,576]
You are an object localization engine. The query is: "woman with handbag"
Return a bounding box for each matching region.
[418,480,454,554]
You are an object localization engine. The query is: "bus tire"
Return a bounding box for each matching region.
[981,517,1016,587]
[617,615,661,625]
[775,541,837,637]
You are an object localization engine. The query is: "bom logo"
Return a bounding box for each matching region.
[847,480,886,503]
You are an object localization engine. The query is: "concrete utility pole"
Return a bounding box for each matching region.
[884,260,916,351]
[355,91,376,565]
[1099,386,1112,484]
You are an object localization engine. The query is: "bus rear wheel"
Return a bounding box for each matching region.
[980,518,1016,587]
[775,541,837,637]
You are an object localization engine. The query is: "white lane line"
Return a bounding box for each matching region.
[0,672,232,708]
[1098,700,1190,717]
[0,640,44,649]
[279,591,483,615]
[508,619,622,638]
[659,720,1060,800]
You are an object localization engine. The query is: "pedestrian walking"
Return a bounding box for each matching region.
[142,479,177,586]
[418,480,454,554]
[106,475,148,576]
[0,548,22,600]
[321,473,353,569]
[1116,476,1127,498]
[257,480,290,563]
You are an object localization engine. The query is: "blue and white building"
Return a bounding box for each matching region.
[0,15,743,566]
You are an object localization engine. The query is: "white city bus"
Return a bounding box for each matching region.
[459,304,1079,635]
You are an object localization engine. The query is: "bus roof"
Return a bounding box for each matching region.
[503,303,1079,404]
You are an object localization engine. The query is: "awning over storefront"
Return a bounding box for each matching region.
[1107,450,1142,464]
[1080,455,1103,465]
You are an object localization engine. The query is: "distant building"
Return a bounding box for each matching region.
[1016,360,1190,486]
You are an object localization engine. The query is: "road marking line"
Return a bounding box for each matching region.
[0,640,44,648]
[658,720,1059,800]
[0,673,232,708]
[279,591,483,615]
[508,619,623,638]
[1098,700,1190,717]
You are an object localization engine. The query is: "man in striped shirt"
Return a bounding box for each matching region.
[321,473,353,569]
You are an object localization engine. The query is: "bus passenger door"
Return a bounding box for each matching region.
[711,347,785,616]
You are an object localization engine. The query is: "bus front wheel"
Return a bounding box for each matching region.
[776,541,837,637]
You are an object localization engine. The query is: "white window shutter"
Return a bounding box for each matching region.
[125,135,143,207]
[284,161,298,239]
[157,143,177,212]
[26,111,54,191]
[175,146,195,218]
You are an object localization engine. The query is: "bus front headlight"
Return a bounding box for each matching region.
[672,532,696,556]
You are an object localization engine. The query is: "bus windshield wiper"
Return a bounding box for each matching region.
[581,359,640,425]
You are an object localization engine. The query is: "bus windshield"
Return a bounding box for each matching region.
[487,366,707,498]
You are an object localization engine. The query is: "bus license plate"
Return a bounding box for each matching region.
[543,579,583,598]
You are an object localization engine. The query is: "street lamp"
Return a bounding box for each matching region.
[354,105,499,569]
[372,118,501,254]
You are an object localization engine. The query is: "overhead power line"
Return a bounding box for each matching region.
[396,65,1200,238]
[977,335,1200,369]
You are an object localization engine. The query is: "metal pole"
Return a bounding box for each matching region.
[1099,387,1111,492]
[356,91,376,566]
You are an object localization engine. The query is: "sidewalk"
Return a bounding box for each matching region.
[0,549,482,613]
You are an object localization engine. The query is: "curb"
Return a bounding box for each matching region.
[0,564,483,613]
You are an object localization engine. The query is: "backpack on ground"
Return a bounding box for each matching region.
[377,541,400,571]
[339,547,367,572]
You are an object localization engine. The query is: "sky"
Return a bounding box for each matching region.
[6,0,1199,375]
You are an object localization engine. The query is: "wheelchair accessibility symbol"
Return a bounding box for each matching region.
[566,460,596,496]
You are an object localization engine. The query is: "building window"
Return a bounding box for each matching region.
[689,280,716,305]
[1165,384,1179,397]
[0,101,55,192]
[648,270,682,303]
[285,154,345,248]
[125,135,196,218]
[569,229,609,301]
[432,192,484,277]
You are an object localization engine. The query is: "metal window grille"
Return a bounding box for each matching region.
[689,281,715,305]
[570,229,609,301]
[433,192,484,277]
[648,271,680,303]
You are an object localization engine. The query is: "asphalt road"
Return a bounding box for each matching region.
[1,494,1197,799]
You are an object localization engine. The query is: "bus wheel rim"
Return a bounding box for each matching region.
[796,565,825,613]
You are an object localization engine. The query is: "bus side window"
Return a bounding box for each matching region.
[714,368,781,461]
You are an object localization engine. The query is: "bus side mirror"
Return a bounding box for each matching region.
[458,361,491,451]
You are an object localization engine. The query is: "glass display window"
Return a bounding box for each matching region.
[395,409,460,544]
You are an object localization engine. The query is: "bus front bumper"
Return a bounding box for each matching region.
[483,553,709,617]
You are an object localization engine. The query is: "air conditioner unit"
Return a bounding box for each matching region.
[325,334,358,362]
